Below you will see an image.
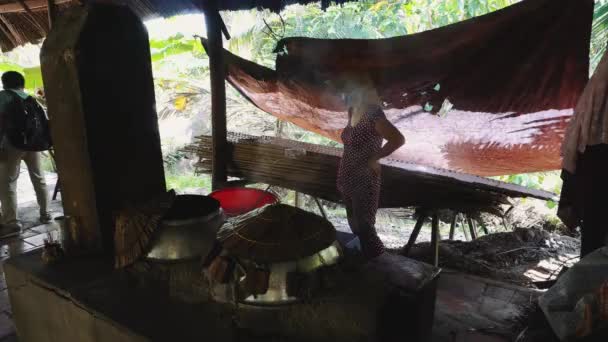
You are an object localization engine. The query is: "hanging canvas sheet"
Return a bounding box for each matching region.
[212,0,593,176]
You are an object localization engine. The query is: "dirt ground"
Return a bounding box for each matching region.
[326,198,581,288]
[404,228,579,286]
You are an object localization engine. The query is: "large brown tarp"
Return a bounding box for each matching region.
[217,0,593,176]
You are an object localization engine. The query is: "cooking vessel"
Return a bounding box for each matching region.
[238,241,342,305]
[145,195,225,262]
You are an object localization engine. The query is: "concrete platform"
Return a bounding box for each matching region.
[5,249,442,342]
[2,245,540,342]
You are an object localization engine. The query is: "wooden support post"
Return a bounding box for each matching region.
[449,212,457,240]
[402,210,427,256]
[313,197,328,220]
[502,216,511,231]
[204,7,228,190]
[41,4,166,252]
[461,215,470,240]
[477,216,489,235]
[294,191,301,208]
[431,212,440,267]
[47,0,56,29]
[467,215,478,240]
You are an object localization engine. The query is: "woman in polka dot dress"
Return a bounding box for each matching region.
[337,83,405,260]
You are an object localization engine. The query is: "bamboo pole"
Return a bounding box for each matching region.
[204,6,227,190]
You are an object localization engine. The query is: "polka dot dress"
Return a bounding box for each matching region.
[337,105,386,258]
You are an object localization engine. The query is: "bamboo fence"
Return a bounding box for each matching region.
[184,133,556,215]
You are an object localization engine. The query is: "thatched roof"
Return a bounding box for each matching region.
[0,0,353,52]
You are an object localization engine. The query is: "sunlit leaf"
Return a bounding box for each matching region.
[174,96,187,111]
[369,1,388,12]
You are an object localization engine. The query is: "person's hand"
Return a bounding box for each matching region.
[368,158,381,175]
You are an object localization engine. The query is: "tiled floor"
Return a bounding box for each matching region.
[0,169,63,341]
[0,200,62,342]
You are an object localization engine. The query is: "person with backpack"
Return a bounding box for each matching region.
[0,71,53,238]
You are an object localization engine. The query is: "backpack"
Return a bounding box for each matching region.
[4,91,52,152]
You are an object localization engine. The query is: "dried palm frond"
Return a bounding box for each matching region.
[114,190,177,269]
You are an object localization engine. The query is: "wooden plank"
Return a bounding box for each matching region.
[204,8,228,190]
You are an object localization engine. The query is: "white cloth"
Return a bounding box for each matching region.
[562,51,608,173]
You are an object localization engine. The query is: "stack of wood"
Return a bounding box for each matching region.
[184,133,555,215]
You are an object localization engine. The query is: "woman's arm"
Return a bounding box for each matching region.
[373,117,405,160]
[367,116,405,174]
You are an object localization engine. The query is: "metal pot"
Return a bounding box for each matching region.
[145,195,225,262]
[239,241,342,305]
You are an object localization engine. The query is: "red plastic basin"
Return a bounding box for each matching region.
[209,187,278,217]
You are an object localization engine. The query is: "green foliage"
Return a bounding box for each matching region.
[1,1,597,199]
[163,150,188,170]
[493,171,563,208]
[592,0,608,71]
[0,59,44,91]
[494,171,562,192]
[150,34,206,62]
[165,173,211,192]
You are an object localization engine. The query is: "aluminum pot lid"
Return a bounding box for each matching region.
[218,204,336,263]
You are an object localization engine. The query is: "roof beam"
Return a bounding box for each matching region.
[16,0,48,34]
[0,0,72,14]
[0,16,18,46]
[0,14,24,44]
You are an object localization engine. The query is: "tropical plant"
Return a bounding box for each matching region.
[225,0,519,67]
[2,0,601,196]
[593,0,608,71]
